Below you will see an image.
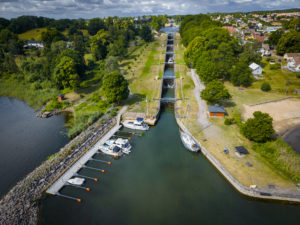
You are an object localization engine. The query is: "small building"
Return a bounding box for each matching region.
[259,44,271,56]
[249,62,263,79]
[235,146,249,157]
[58,94,64,101]
[208,104,226,117]
[286,55,300,72]
[284,53,300,61]
[24,40,44,49]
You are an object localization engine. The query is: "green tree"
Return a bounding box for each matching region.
[201,80,231,104]
[139,25,153,42]
[108,35,128,57]
[87,18,106,35]
[54,56,80,89]
[239,42,262,65]
[102,71,129,103]
[276,31,300,55]
[41,28,65,49]
[105,56,119,73]
[230,62,253,87]
[242,111,274,143]
[90,29,109,60]
[261,82,271,92]
[268,29,283,46]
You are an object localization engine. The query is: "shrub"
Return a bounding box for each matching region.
[261,82,271,92]
[242,111,274,143]
[270,63,281,70]
[224,117,235,125]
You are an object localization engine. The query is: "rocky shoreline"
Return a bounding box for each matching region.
[0,114,116,225]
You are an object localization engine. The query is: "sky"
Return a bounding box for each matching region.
[0,0,299,19]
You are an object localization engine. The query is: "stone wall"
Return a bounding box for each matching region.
[0,115,117,225]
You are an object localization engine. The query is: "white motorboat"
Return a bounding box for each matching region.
[168,57,174,63]
[99,143,123,157]
[179,131,200,152]
[115,138,132,154]
[122,118,149,131]
[67,177,85,186]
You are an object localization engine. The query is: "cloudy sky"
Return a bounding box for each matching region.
[0,0,298,19]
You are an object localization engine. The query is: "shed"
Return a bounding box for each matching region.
[235,146,249,155]
[208,104,226,117]
[249,62,263,79]
[58,94,64,101]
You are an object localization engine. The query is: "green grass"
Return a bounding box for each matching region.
[251,59,300,95]
[0,78,58,109]
[18,28,47,41]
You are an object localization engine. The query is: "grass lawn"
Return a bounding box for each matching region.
[174,33,298,190]
[121,35,166,116]
[18,28,47,41]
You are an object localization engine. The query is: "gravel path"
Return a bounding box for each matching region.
[190,69,210,129]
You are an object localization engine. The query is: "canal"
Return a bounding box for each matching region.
[38,30,300,225]
[0,97,69,197]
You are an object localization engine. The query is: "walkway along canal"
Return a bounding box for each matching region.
[38,30,300,225]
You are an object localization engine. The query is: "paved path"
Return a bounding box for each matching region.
[190,69,210,129]
[47,106,128,195]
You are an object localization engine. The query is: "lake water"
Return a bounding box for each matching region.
[38,31,300,225]
[0,97,69,196]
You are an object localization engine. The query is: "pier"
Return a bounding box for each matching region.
[46,106,128,196]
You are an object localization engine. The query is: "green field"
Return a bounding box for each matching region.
[18,28,47,40]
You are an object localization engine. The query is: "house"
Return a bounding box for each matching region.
[24,41,44,49]
[249,62,263,79]
[259,44,271,56]
[284,53,300,61]
[285,53,300,72]
[58,94,64,101]
[222,26,238,35]
[208,104,226,117]
[266,26,282,33]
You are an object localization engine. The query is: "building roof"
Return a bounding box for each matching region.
[249,62,261,70]
[27,40,42,44]
[285,53,300,58]
[208,104,226,113]
[235,146,249,154]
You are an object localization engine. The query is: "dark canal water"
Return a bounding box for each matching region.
[0,97,69,196]
[39,30,300,225]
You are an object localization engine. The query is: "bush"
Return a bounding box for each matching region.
[242,111,274,143]
[261,82,271,92]
[296,73,300,78]
[270,63,281,70]
[224,117,235,125]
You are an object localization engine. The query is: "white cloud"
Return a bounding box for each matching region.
[0,0,298,19]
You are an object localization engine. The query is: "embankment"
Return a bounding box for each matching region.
[0,114,117,225]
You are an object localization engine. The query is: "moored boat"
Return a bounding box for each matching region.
[179,131,200,152]
[114,138,132,154]
[122,118,149,131]
[99,143,123,157]
[67,177,85,186]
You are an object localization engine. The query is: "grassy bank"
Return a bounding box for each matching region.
[0,78,58,109]
[121,35,166,116]
[175,32,299,190]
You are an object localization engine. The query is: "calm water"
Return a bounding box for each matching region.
[39,31,300,225]
[39,105,300,225]
[0,97,69,196]
[283,126,300,154]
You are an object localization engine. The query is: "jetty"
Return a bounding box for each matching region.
[46,106,127,196]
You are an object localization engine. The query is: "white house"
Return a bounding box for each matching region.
[249,62,263,79]
[24,41,44,49]
[287,56,300,72]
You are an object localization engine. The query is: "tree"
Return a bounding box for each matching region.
[88,18,105,35]
[53,56,80,89]
[276,31,300,55]
[268,29,283,46]
[41,28,65,49]
[90,29,109,60]
[105,56,119,73]
[239,42,262,65]
[201,80,231,104]
[139,25,153,42]
[242,111,274,143]
[230,62,253,87]
[102,71,129,103]
[108,35,128,57]
[261,82,271,92]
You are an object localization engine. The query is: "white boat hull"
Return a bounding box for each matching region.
[180,131,200,152]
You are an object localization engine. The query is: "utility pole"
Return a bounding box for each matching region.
[146,96,149,117]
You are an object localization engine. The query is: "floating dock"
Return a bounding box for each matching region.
[46,124,121,195]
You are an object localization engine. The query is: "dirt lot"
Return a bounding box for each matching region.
[243,98,300,135]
